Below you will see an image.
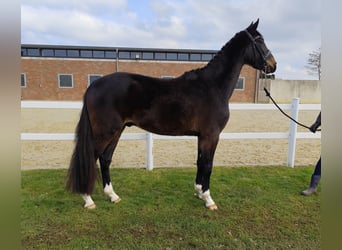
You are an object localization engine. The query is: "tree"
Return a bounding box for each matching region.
[305,48,321,80]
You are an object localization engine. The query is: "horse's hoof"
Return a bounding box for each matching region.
[112,197,121,204]
[207,204,218,210]
[85,203,96,209]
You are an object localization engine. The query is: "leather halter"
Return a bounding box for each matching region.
[244,29,271,66]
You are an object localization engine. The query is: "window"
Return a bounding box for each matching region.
[58,74,73,88]
[21,73,26,88]
[142,52,154,60]
[67,50,79,57]
[105,51,116,59]
[155,52,166,60]
[235,77,245,90]
[166,53,177,60]
[201,53,213,61]
[21,48,27,56]
[88,74,102,86]
[55,49,67,57]
[93,50,105,58]
[178,53,189,61]
[42,49,54,57]
[190,53,201,61]
[119,51,130,59]
[130,52,141,60]
[80,50,92,58]
[27,48,40,56]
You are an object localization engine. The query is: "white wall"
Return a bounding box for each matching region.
[258,79,321,104]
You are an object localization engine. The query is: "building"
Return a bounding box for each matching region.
[21,44,260,102]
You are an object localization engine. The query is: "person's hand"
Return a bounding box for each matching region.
[310,122,320,133]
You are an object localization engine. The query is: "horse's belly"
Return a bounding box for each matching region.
[137,118,197,136]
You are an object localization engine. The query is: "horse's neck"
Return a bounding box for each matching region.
[222,62,244,100]
[201,45,245,100]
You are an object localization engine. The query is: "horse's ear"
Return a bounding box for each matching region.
[247,21,254,30]
[253,18,259,30]
[247,18,259,32]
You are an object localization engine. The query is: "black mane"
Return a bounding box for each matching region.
[182,30,249,80]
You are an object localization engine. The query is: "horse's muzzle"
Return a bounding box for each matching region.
[264,56,277,73]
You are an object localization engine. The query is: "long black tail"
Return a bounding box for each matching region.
[66,96,97,195]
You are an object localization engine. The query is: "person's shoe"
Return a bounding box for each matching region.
[301,175,321,196]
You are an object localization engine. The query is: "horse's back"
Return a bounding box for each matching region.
[88,72,163,94]
[85,72,160,119]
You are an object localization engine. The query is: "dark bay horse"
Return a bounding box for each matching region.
[66,19,276,210]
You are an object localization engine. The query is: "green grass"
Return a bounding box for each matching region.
[21,166,320,249]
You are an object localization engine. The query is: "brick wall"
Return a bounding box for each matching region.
[21,58,257,102]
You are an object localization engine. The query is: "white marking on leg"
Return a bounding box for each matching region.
[195,186,218,210]
[194,183,202,196]
[194,184,217,209]
[104,183,121,203]
[200,190,216,208]
[81,194,96,209]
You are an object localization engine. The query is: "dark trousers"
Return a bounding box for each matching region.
[313,157,321,176]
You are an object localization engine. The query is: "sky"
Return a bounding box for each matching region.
[21,0,321,80]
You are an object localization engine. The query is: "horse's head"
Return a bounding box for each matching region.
[243,19,277,74]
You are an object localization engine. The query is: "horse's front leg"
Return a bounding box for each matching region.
[195,134,219,210]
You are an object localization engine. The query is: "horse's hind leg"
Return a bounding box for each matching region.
[99,129,123,204]
[195,134,219,210]
[81,194,96,209]
[80,133,121,209]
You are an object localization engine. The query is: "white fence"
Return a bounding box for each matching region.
[21,99,321,170]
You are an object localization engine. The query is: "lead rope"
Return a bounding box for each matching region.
[263,86,321,131]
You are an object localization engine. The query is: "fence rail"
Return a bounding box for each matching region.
[21,99,321,169]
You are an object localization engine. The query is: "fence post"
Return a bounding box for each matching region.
[287,98,300,167]
[146,133,154,170]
